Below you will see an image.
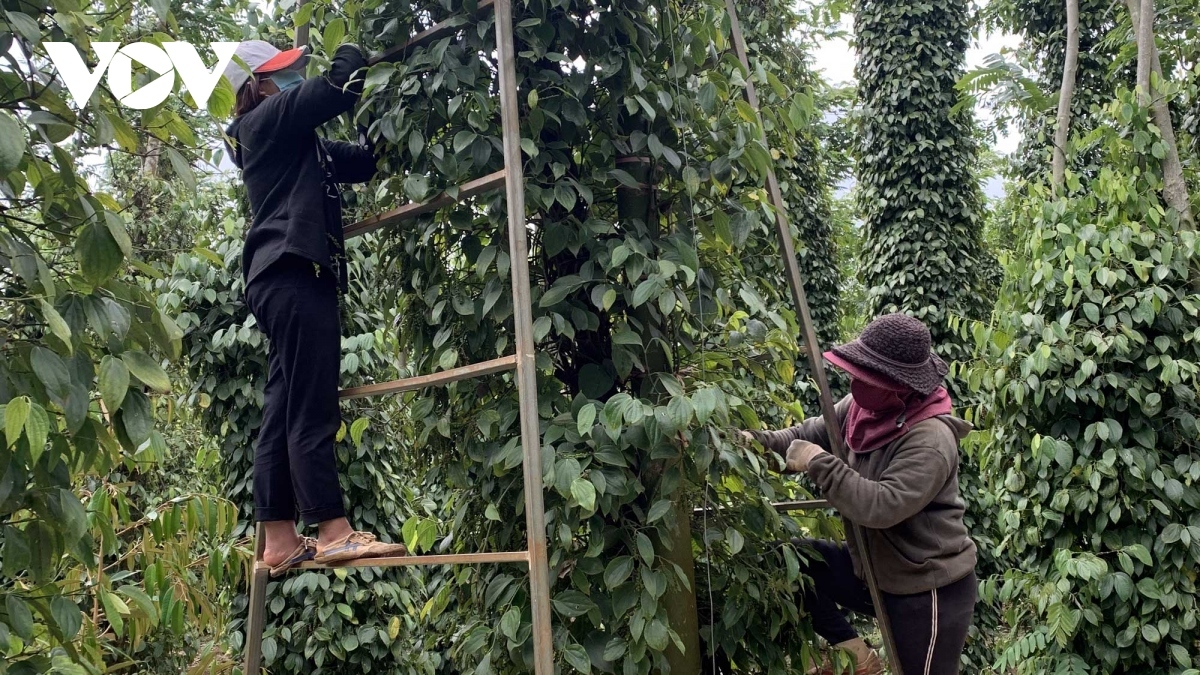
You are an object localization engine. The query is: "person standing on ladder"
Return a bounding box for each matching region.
[222,40,407,576]
[744,314,978,675]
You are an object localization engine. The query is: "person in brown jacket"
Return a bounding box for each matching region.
[746,314,978,675]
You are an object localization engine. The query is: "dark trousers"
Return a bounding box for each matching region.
[796,539,976,675]
[245,254,345,525]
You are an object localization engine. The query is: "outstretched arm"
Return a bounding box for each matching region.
[749,396,851,453]
[256,44,369,136]
[321,135,378,184]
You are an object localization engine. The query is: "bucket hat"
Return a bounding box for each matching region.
[823,313,948,396]
[223,40,309,93]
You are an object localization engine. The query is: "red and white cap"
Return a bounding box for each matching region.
[223,40,309,92]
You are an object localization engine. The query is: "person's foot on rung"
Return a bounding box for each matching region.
[261,529,306,568]
[269,537,316,577]
[807,638,884,675]
[314,531,408,564]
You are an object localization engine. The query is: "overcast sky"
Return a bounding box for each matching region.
[812,18,1022,156]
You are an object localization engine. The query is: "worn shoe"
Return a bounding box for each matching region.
[268,537,316,578]
[314,531,408,564]
[807,650,884,675]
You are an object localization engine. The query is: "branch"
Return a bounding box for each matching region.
[1051,0,1079,191]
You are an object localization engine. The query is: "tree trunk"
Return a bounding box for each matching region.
[1126,0,1194,229]
[1135,0,1153,101]
[1052,0,1080,190]
[660,503,702,673]
[614,151,701,672]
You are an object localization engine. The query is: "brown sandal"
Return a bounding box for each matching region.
[268,537,317,577]
[314,531,408,564]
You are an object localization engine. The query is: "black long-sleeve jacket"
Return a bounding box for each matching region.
[224,44,378,292]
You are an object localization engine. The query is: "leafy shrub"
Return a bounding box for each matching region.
[965,92,1200,674]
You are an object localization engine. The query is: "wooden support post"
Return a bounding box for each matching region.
[244,523,269,674]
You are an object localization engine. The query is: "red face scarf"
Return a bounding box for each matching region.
[844,379,953,453]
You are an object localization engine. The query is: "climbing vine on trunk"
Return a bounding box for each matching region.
[853,0,990,357]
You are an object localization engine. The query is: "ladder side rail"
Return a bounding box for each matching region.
[493,1,555,672]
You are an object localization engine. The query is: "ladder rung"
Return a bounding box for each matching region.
[266,550,530,572]
[340,354,517,400]
[693,499,831,515]
[344,170,507,240]
[772,499,831,512]
[369,0,497,65]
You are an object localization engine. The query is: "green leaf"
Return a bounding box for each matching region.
[293,0,314,26]
[551,590,597,618]
[1126,544,1153,566]
[207,79,235,117]
[1142,624,1161,643]
[1137,577,1163,600]
[5,12,41,44]
[164,146,196,193]
[1114,573,1134,601]
[604,556,634,589]
[520,138,539,157]
[610,169,642,188]
[499,606,521,641]
[692,387,717,424]
[631,278,661,307]
[117,585,158,626]
[646,499,671,523]
[453,131,477,154]
[31,346,70,397]
[350,417,369,446]
[24,403,48,465]
[563,643,591,673]
[682,166,700,196]
[50,596,82,640]
[1053,441,1073,469]
[121,351,171,393]
[0,110,26,173]
[5,396,29,447]
[577,404,597,436]
[539,282,576,307]
[555,183,576,210]
[644,618,669,650]
[323,18,347,48]
[39,300,72,352]
[100,588,129,638]
[726,527,744,554]
[98,355,130,413]
[666,395,693,430]
[571,477,596,511]
[636,532,654,565]
[6,594,33,640]
[647,133,665,158]
[734,100,758,124]
[76,221,124,285]
[1169,644,1191,667]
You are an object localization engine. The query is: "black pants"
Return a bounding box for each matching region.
[796,539,976,675]
[245,254,345,525]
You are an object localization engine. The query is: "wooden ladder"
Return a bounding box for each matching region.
[242,0,554,672]
[244,0,903,673]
